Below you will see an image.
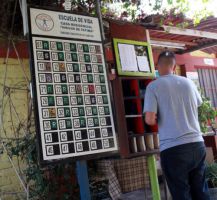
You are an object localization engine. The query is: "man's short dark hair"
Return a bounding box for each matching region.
[158,51,176,63]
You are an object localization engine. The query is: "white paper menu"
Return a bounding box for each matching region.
[137,56,150,72]
[118,43,138,72]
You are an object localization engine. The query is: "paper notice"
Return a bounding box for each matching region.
[137,56,150,72]
[118,43,138,72]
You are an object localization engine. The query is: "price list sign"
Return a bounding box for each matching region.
[28,7,117,163]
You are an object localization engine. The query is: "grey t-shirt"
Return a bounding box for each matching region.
[144,74,204,151]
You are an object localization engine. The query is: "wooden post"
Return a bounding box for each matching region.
[147,155,161,200]
[76,160,91,200]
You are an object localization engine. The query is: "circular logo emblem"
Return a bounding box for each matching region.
[35,13,54,31]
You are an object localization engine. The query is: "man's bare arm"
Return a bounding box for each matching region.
[145,112,157,125]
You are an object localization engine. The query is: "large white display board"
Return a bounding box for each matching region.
[28,7,117,163]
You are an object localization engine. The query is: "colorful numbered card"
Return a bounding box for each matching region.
[28,7,118,164]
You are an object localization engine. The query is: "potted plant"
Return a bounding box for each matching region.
[198,95,217,134]
[206,162,217,199]
[198,94,217,159]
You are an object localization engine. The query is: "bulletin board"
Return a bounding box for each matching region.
[113,38,155,77]
[28,7,118,164]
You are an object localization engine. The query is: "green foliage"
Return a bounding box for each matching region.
[153,0,163,10]
[206,162,217,188]
[198,94,217,134]
[192,9,213,25]
[102,0,214,25]
[5,134,80,200]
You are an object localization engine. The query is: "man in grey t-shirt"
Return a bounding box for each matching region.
[144,51,210,200]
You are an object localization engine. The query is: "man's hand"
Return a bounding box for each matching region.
[145,112,157,125]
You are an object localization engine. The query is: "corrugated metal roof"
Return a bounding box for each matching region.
[106,15,217,54]
[190,17,217,54]
[147,15,217,54]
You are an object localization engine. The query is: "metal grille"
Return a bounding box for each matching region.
[197,68,217,108]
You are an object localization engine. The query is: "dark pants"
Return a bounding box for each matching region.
[160,142,210,200]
